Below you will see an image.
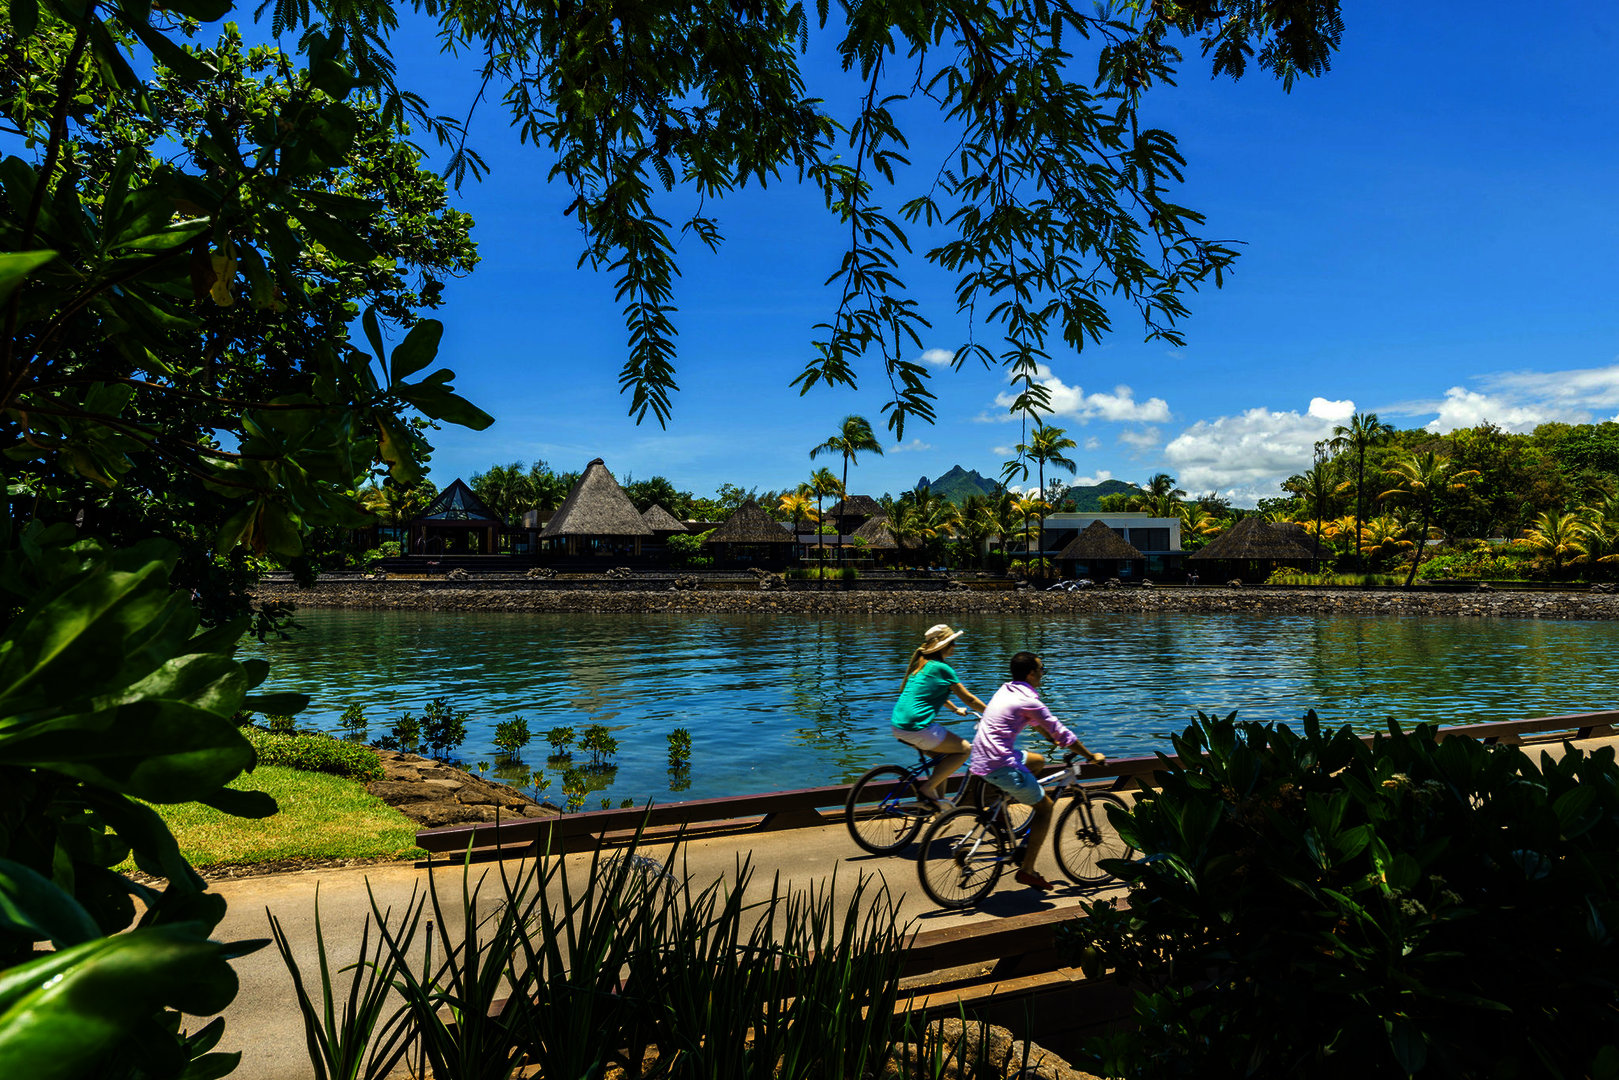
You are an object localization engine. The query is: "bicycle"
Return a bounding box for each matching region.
[915,750,1134,909]
[845,719,984,855]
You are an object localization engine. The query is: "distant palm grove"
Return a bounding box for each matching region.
[336,414,1619,584]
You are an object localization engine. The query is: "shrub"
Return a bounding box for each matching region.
[494,716,533,757]
[420,698,469,761]
[245,728,385,782]
[667,727,692,768]
[377,711,423,754]
[266,713,297,734]
[546,725,576,759]
[1064,711,1619,1078]
[581,723,619,768]
[337,703,368,742]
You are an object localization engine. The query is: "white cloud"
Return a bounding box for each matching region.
[1118,427,1161,451]
[1084,437,1101,451]
[990,445,1015,457]
[1163,397,1354,506]
[919,348,955,368]
[987,364,1171,424]
[889,437,934,453]
[1420,387,1563,433]
[1401,364,1619,433]
[1071,470,1114,487]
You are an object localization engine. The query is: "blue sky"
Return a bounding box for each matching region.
[374,3,1619,507]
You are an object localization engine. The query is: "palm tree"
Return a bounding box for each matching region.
[1378,449,1479,587]
[1580,495,1619,576]
[808,467,843,571]
[1330,412,1395,571]
[810,415,884,564]
[1178,502,1223,551]
[959,493,992,567]
[1523,509,1587,576]
[1014,425,1078,569]
[1359,513,1413,570]
[1130,472,1186,518]
[778,488,816,542]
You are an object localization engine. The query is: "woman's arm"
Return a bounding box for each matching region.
[948,684,988,714]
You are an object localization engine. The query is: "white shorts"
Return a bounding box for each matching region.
[893,721,953,752]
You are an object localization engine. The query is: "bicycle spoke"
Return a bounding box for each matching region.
[917,807,1008,909]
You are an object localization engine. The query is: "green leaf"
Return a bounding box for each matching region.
[157,0,229,20]
[0,251,55,302]
[196,786,278,819]
[397,380,495,430]
[0,859,100,947]
[1386,1017,1427,1073]
[0,926,242,1079]
[294,209,375,263]
[9,0,38,36]
[1385,852,1420,893]
[125,18,215,82]
[389,319,442,383]
[239,692,309,716]
[0,700,252,802]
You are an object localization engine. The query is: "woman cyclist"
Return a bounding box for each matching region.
[890,623,988,808]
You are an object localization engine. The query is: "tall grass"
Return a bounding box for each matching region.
[274,833,1016,1079]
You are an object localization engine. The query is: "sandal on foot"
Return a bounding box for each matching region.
[915,790,947,811]
[1015,868,1054,891]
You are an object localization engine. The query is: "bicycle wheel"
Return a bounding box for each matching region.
[917,807,1010,909]
[1053,790,1134,885]
[962,773,1033,838]
[845,764,929,855]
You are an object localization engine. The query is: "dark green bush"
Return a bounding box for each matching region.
[245,728,385,782]
[494,715,532,757]
[1064,711,1619,1078]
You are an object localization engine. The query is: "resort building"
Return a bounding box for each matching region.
[1006,512,1184,579]
[539,458,654,558]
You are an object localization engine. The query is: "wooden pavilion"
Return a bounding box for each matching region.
[1055,519,1146,581]
[1188,516,1317,583]
[539,458,654,558]
[703,499,795,568]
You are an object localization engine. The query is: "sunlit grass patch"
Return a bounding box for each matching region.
[123,766,424,869]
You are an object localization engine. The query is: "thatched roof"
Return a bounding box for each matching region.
[1056,520,1144,561]
[1189,516,1316,561]
[852,514,899,549]
[703,500,795,544]
[539,459,653,538]
[829,494,884,519]
[640,503,688,534]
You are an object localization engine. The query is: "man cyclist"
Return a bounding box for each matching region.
[968,651,1106,891]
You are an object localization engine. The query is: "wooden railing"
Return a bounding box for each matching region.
[415,709,1619,860]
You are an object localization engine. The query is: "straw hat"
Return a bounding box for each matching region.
[918,623,964,654]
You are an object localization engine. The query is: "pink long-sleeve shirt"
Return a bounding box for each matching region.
[968,680,1080,775]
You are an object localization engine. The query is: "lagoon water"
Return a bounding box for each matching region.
[248,610,1619,807]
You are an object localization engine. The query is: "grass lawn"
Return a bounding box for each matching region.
[122,766,425,869]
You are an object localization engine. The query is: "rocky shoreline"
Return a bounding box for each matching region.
[255,579,1619,620]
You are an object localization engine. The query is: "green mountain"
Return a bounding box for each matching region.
[916,465,997,503]
[1058,478,1143,511]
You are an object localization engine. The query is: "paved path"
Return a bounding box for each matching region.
[208,733,1619,1080]
[213,813,1108,1080]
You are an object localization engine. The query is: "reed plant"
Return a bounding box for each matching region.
[271,832,1003,1079]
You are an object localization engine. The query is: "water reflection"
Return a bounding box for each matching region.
[248,610,1619,806]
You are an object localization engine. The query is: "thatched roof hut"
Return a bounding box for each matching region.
[1056,520,1145,561]
[828,494,884,521]
[852,514,899,550]
[703,500,794,545]
[640,503,687,534]
[1189,516,1315,562]
[540,459,652,540]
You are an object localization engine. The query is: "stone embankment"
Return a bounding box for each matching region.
[370,749,558,828]
[256,578,1619,620]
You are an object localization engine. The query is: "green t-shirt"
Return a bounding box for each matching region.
[890,660,959,730]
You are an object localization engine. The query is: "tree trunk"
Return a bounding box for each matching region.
[1404,508,1428,588]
